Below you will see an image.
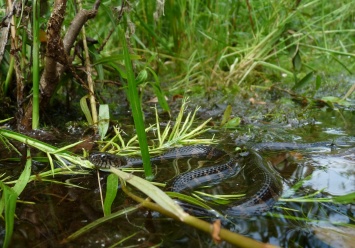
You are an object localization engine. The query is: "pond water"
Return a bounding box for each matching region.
[0,96,354,247]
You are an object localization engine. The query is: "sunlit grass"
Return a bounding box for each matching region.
[95,98,217,155]
[118,0,355,94]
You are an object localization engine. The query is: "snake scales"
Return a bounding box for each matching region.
[89,141,340,217]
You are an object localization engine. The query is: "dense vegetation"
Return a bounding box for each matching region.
[0,0,355,247]
[1,0,355,128]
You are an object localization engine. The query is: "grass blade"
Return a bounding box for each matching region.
[64,206,139,242]
[1,183,17,248]
[32,0,40,129]
[118,27,152,179]
[12,149,31,194]
[110,167,188,220]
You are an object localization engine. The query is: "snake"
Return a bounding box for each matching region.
[88,141,344,217]
[89,145,286,217]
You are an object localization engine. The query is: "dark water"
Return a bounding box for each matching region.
[1,103,355,247]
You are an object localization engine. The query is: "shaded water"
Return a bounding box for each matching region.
[0,101,355,247]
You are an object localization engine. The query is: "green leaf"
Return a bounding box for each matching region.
[315,74,322,91]
[0,182,17,248]
[65,206,138,241]
[151,83,170,113]
[98,104,110,141]
[292,71,314,91]
[103,174,119,216]
[166,192,213,211]
[224,117,241,129]
[0,118,13,124]
[118,27,152,179]
[80,95,93,125]
[321,96,352,107]
[108,62,127,79]
[220,105,232,127]
[292,50,302,72]
[110,167,188,220]
[12,149,31,195]
[93,54,141,65]
[147,67,170,113]
[135,69,148,85]
[91,49,105,82]
[332,192,355,204]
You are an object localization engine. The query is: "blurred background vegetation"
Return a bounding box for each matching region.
[1,0,355,129]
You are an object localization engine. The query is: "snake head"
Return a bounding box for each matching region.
[89,152,127,169]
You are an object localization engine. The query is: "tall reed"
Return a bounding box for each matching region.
[119,27,152,179]
[32,0,40,129]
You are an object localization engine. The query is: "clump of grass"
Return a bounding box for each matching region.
[125,0,355,95]
[96,98,217,156]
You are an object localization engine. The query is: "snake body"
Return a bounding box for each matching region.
[89,141,350,216]
[89,145,285,217]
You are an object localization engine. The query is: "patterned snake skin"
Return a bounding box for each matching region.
[89,140,350,216]
[89,145,285,217]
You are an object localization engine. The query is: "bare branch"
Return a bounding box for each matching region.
[63,1,101,53]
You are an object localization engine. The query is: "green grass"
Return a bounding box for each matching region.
[0,101,218,245]
[32,0,40,129]
[0,0,355,246]
[1,0,355,129]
